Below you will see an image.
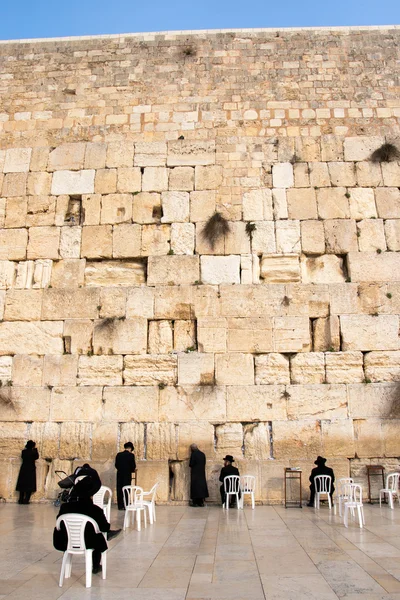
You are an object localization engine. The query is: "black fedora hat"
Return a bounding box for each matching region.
[223,455,235,463]
[71,475,101,499]
[314,456,327,465]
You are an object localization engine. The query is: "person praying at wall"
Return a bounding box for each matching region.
[16,440,39,505]
[115,442,136,510]
[189,443,209,507]
[307,456,335,507]
[219,455,240,507]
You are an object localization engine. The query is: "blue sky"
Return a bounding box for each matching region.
[1,0,399,40]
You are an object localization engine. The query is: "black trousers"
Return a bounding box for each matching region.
[220,485,240,506]
[116,473,131,509]
[18,491,32,504]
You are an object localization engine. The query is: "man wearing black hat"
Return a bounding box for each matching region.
[307,456,335,507]
[53,475,120,574]
[189,443,209,507]
[115,441,136,510]
[219,455,240,507]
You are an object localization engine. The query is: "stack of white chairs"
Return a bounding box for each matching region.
[379,473,400,510]
[344,484,365,529]
[314,475,332,509]
[240,475,256,509]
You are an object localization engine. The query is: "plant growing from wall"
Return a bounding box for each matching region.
[370,143,400,163]
[245,222,257,241]
[201,212,231,250]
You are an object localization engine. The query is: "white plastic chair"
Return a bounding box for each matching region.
[223,475,241,510]
[56,513,107,588]
[142,483,159,524]
[123,485,147,531]
[335,478,354,517]
[240,475,256,509]
[314,475,332,510]
[93,485,112,523]
[344,484,365,528]
[379,473,400,510]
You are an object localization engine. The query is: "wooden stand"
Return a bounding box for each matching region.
[366,465,385,504]
[284,468,302,508]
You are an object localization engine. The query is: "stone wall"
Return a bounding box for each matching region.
[0,26,399,503]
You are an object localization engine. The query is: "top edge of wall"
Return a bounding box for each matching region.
[0,24,399,45]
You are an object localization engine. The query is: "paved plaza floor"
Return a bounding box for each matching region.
[1,502,400,600]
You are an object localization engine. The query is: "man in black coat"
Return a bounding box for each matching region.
[16,440,39,504]
[219,455,240,507]
[53,475,110,574]
[307,456,335,507]
[189,444,209,507]
[115,441,136,510]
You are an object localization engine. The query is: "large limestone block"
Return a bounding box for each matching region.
[286,189,318,220]
[349,188,377,219]
[141,224,170,255]
[375,188,400,218]
[321,420,355,458]
[313,316,340,352]
[148,320,173,354]
[0,386,51,421]
[51,386,103,421]
[99,287,126,319]
[113,223,141,258]
[0,423,29,458]
[294,162,310,188]
[43,355,78,387]
[341,314,399,351]
[227,385,287,420]
[81,225,112,258]
[364,351,400,383]
[154,284,219,320]
[132,192,161,224]
[134,142,167,167]
[330,283,360,315]
[219,284,285,317]
[29,421,60,459]
[309,162,330,187]
[250,221,276,254]
[272,189,288,219]
[382,421,400,457]
[215,353,254,385]
[27,172,52,196]
[347,252,400,283]
[0,228,27,260]
[100,194,133,224]
[84,143,106,169]
[190,190,216,222]
[301,255,345,284]
[197,318,227,353]
[0,261,16,290]
[174,320,196,352]
[142,167,168,192]
[273,420,322,459]
[276,220,300,253]
[214,422,243,459]
[12,354,43,386]
[26,194,56,226]
[78,355,123,386]
[148,256,199,285]
[27,226,60,260]
[192,285,220,318]
[242,189,273,221]
[272,163,294,188]
[195,165,223,190]
[353,419,383,458]
[2,173,27,196]
[135,461,169,503]
[224,222,250,254]
[161,191,189,223]
[3,148,32,173]
[167,140,215,166]
[227,317,273,353]
[123,355,177,386]
[63,319,93,354]
[59,226,81,259]
[118,423,145,458]
[0,322,63,355]
[42,288,99,319]
[254,353,290,384]
[286,384,347,420]
[51,170,95,195]
[92,423,119,460]
[103,386,158,421]
[93,317,147,355]
[169,167,194,191]
[356,161,383,187]
[343,136,385,161]
[348,383,400,419]
[171,222,195,255]
[51,259,84,289]
[381,161,400,186]
[324,219,358,254]
[117,167,141,193]
[243,422,272,460]
[357,219,387,252]
[385,220,400,251]
[160,385,225,421]
[177,353,214,385]
[178,421,215,459]
[274,316,311,352]
[260,254,300,284]
[48,143,85,171]
[5,196,27,228]
[85,260,145,286]
[4,289,42,321]
[126,287,154,318]
[169,460,190,501]
[290,353,325,384]
[316,188,350,219]
[0,356,12,383]
[146,423,177,460]
[82,194,101,225]
[328,162,356,187]
[59,422,91,460]
[300,220,325,255]
[325,351,364,384]
[106,142,134,168]
[195,221,224,255]
[94,169,117,194]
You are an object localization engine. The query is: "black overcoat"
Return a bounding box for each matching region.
[53,498,110,553]
[16,447,39,492]
[115,450,136,477]
[189,449,209,499]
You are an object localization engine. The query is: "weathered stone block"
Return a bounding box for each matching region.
[170,222,195,255]
[48,143,85,171]
[195,165,223,190]
[4,289,42,321]
[173,320,196,352]
[260,254,300,283]
[301,255,345,284]
[356,161,383,187]
[103,386,158,421]
[63,319,93,354]
[227,385,286,422]
[343,136,385,161]
[243,422,272,460]
[0,322,63,355]
[348,383,399,419]
[0,261,16,290]
[276,220,301,253]
[134,142,167,167]
[59,226,81,259]
[382,421,400,457]
[290,353,325,384]
[0,386,51,421]
[59,422,91,460]
[43,355,78,387]
[357,219,387,252]
[325,351,364,383]
[146,423,177,461]
[142,167,168,192]
[0,355,12,383]
[0,228,27,260]
[42,288,99,319]
[347,252,400,283]
[106,141,134,168]
[328,162,356,187]
[195,221,224,255]
[200,255,240,285]
[309,162,330,187]
[148,255,199,285]
[82,194,101,225]
[92,423,119,460]
[160,385,225,422]
[287,384,347,420]
[126,287,154,318]
[94,169,117,194]
[197,318,227,353]
[5,196,27,228]
[123,355,177,386]
[349,188,377,219]
[254,353,290,385]
[227,317,273,353]
[321,420,355,458]
[167,140,215,166]
[353,419,383,458]
[330,283,360,315]
[316,188,350,219]
[78,355,123,386]
[286,189,317,220]
[375,188,400,219]
[0,423,29,458]
[300,220,325,254]
[324,219,358,253]
[4,148,31,173]
[2,173,27,196]
[93,317,147,355]
[341,314,399,351]
[132,192,161,224]
[112,223,141,258]
[169,167,194,191]
[381,161,400,186]
[242,189,273,221]
[27,172,52,196]
[364,351,400,383]
[27,226,59,260]
[293,162,310,188]
[274,316,311,352]
[384,220,400,251]
[214,422,243,459]
[26,195,56,227]
[161,191,189,223]
[117,167,141,193]
[81,225,112,258]
[51,259,85,288]
[51,170,95,195]
[148,320,173,354]
[178,353,215,385]
[84,143,106,169]
[177,421,215,460]
[273,420,322,459]
[215,353,254,385]
[141,224,170,255]
[12,354,43,386]
[272,163,294,188]
[272,189,288,219]
[99,287,126,318]
[101,193,133,224]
